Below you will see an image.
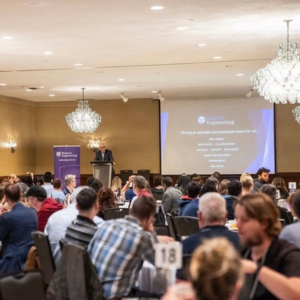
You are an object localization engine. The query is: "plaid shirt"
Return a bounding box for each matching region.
[88,215,156,299]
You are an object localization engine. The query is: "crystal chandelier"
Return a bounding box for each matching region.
[65,88,102,133]
[251,20,300,104]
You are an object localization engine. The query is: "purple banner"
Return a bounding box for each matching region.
[54,146,80,188]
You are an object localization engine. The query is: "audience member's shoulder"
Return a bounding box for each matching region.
[272,237,300,256]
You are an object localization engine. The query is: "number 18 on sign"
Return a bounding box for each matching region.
[155,242,182,269]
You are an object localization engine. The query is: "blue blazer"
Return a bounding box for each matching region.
[0,202,38,275]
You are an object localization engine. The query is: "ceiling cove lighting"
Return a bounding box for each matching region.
[198,43,207,47]
[44,51,53,55]
[251,20,300,104]
[213,56,222,60]
[65,88,102,133]
[2,36,13,40]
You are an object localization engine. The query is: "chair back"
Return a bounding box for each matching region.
[46,244,103,300]
[31,231,56,286]
[104,208,130,220]
[166,213,179,241]
[119,170,133,185]
[152,192,164,201]
[154,225,170,236]
[173,216,199,240]
[137,169,150,182]
[0,271,46,300]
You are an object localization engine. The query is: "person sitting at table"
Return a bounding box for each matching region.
[88,195,160,299]
[182,192,239,255]
[163,238,244,300]
[111,176,122,197]
[64,188,99,248]
[96,187,117,219]
[151,175,164,195]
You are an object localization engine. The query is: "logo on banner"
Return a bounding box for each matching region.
[198,116,206,124]
[56,152,62,157]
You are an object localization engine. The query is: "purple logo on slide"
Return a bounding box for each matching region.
[198,116,206,124]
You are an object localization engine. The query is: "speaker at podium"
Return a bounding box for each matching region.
[90,161,112,188]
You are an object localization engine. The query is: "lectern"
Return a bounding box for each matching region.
[90,161,112,188]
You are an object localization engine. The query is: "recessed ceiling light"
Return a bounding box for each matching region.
[152,91,158,93]
[177,27,188,30]
[0,83,7,86]
[198,43,207,47]
[2,36,13,40]
[26,89,32,92]
[44,51,53,55]
[74,63,83,66]
[118,78,125,81]
[151,6,164,10]
[49,94,55,97]
[236,73,244,76]
[213,56,222,60]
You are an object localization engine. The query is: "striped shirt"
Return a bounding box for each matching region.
[87,216,156,299]
[64,215,98,248]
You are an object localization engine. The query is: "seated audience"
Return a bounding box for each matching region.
[272,177,289,199]
[162,176,182,213]
[260,184,292,225]
[89,178,103,194]
[24,173,34,187]
[181,184,216,218]
[51,178,67,204]
[151,175,164,195]
[62,174,76,196]
[27,186,63,231]
[177,173,190,194]
[97,187,117,219]
[236,193,300,300]
[44,186,104,265]
[111,176,122,196]
[8,174,17,184]
[43,171,54,197]
[205,176,219,190]
[86,176,95,186]
[182,192,239,255]
[16,182,29,207]
[253,167,270,192]
[219,179,230,195]
[34,175,44,186]
[179,182,201,216]
[279,191,300,247]
[240,172,253,195]
[64,188,99,248]
[190,173,204,187]
[0,184,37,275]
[222,180,242,220]
[212,171,221,181]
[88,195,158,299]
[121,177,136,201]
[165,238,243,300]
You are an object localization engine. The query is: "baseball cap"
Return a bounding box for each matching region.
[26,186,47,200]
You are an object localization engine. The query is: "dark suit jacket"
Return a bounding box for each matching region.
[0,202,38,275]
[94,149,114,163]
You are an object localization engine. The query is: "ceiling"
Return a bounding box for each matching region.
[0,0,300,102]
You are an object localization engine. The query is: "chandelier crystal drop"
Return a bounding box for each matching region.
[65,88,102,133]
[251,20,300,104]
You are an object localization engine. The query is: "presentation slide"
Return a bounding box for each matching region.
[161,98,275,175]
